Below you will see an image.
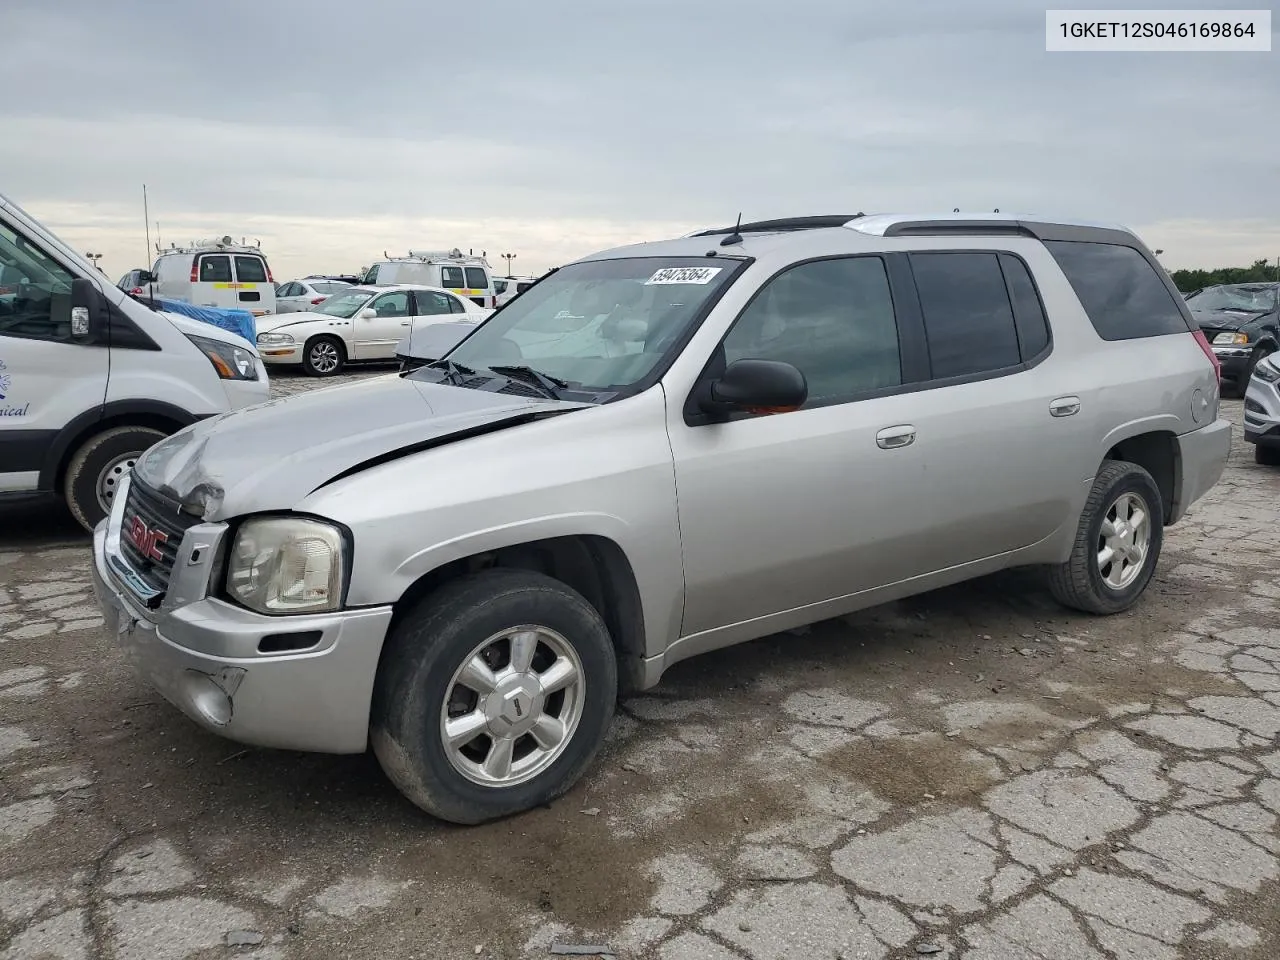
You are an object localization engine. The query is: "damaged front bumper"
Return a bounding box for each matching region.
[90,477,393,754]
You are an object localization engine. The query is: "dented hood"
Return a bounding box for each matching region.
[133,374,590,520]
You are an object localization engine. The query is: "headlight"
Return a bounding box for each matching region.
[1212,331,1249,345]
[257,332,295,346]
[1253,357,1280,383]
[188,334,259,380]
[226,517,346,615]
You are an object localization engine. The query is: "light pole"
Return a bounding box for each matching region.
[501,253,516,277]
[86,253,103,273]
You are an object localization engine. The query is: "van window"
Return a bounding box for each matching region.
[1043,240,1191,341]
[0,217,76,343]
[441,266,465,289]
[199,255,232,283]
[909,252,1021,379]
[364,265,380,284]
[493,279,508,294]
[464,267,488,289]
[234,256,268,283]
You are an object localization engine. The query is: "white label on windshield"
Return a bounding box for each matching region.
[645,266,723,285]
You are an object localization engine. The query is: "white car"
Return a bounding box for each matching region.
[274,278,353,313]
[255,284,491,376]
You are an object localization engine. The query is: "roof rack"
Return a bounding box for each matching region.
[688,214,867,238]
[846,212,1127,239]
[159,235,265,255]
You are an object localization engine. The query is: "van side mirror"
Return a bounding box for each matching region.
[70,276,103,341]
[700,358,807,417]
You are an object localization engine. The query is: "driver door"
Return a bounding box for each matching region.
[353,290,412,359]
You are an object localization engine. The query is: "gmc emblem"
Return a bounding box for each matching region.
[127,515,168,563]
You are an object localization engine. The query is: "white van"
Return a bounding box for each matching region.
[361,250,496,309]
[0,193,270,531]
[148,238,277,317]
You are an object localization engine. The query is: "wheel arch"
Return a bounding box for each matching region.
[384,533,649,692]
[1100,423,1180,526]
[39,399,201,492]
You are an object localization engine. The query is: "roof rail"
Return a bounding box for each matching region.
[845,212,1128,239]
[689,214,867,238]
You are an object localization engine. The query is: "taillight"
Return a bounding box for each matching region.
[310,297,325,304]
[189,260,199,282]
[130,286,143,295]
[1192,329,1221,384]
[266,263,275,283]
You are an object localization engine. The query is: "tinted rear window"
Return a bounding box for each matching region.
[199,255,232,283]
[1042,240,1190,340]
[910,252,1021,379]
[234,256,268,283]
[999,253,1051,360]
[441,266,465,288]
[464,266,488,289]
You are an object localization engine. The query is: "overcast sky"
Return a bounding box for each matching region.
[3,0,1278,279]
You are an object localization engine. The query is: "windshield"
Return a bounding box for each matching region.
[1189,284,1279,313]
[432,257,743,395]
[316,290,374,318]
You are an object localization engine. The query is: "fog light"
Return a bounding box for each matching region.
[179,668,244,727]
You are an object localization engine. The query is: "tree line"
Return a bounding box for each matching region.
[1170,258,1280,293]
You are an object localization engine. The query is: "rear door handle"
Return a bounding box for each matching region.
[1050,396,1081,418]
[876,424,916,449]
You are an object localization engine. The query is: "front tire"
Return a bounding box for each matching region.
[63,425,166,532]
[1255,444,1280,466]
[302,335,345,377]
[1048,460,1163,615]
[371,569,617,824]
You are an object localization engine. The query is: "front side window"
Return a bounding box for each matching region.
[234,256,268,283]
[433,256,745,396]
[316,291,375,318]
[910,252,1021,379]
[441,266,465,289]
[1043,240,1189,340]
[721,256,902,406]
[199,255,232,283]
[0,217,76,342]
[464,266,488,289]
[370,291,411,317]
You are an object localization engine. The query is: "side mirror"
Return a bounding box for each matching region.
[69,276,103,341]
[137,270,157,284]
[359,308,377,320]
[701,358,807,416]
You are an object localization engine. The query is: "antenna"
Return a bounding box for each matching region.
[142,184,151,268]
[993,208,1000,213]
[953,208,960,213]
[720,212,744,247]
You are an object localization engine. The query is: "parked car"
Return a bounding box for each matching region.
[0,191,268,532]
[91,212,1229,824]
[1242,352,1280,464]
[493,276,538,307]
[1185,282,1280,396]
[148,238,277,317]
[116,268,153,297]
[255,284,490,376]
[274,278,353,313]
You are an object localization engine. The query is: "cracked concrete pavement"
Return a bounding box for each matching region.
[2,372,1277,959]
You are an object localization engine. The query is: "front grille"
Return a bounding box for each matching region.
[118,480,200,594]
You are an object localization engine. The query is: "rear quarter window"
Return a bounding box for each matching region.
[1042,240,1191,340]
[464,266,488,289]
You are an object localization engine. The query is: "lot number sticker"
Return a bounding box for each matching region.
[645,266,723,285]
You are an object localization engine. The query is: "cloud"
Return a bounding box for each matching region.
[2,0,1277,277]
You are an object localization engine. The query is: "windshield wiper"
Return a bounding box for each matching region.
[485,364,570,398]
[426,358,477,383]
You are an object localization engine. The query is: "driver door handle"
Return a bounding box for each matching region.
[876,424,916,449]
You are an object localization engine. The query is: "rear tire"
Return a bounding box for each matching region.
[63,426,166,532]
[302,335,345,377]
[1048,460,1163,615]
[1255,444,1280,466]
[371,569,617,824]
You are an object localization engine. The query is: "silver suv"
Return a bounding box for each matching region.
[91,212,1231,824]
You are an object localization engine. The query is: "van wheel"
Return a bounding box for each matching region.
[1047,460,1163,615]
[303,336,345,376]
[64,426,166,533]
[370,569,617,824]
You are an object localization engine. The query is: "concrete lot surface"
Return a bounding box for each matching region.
[1,371,1277,959]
